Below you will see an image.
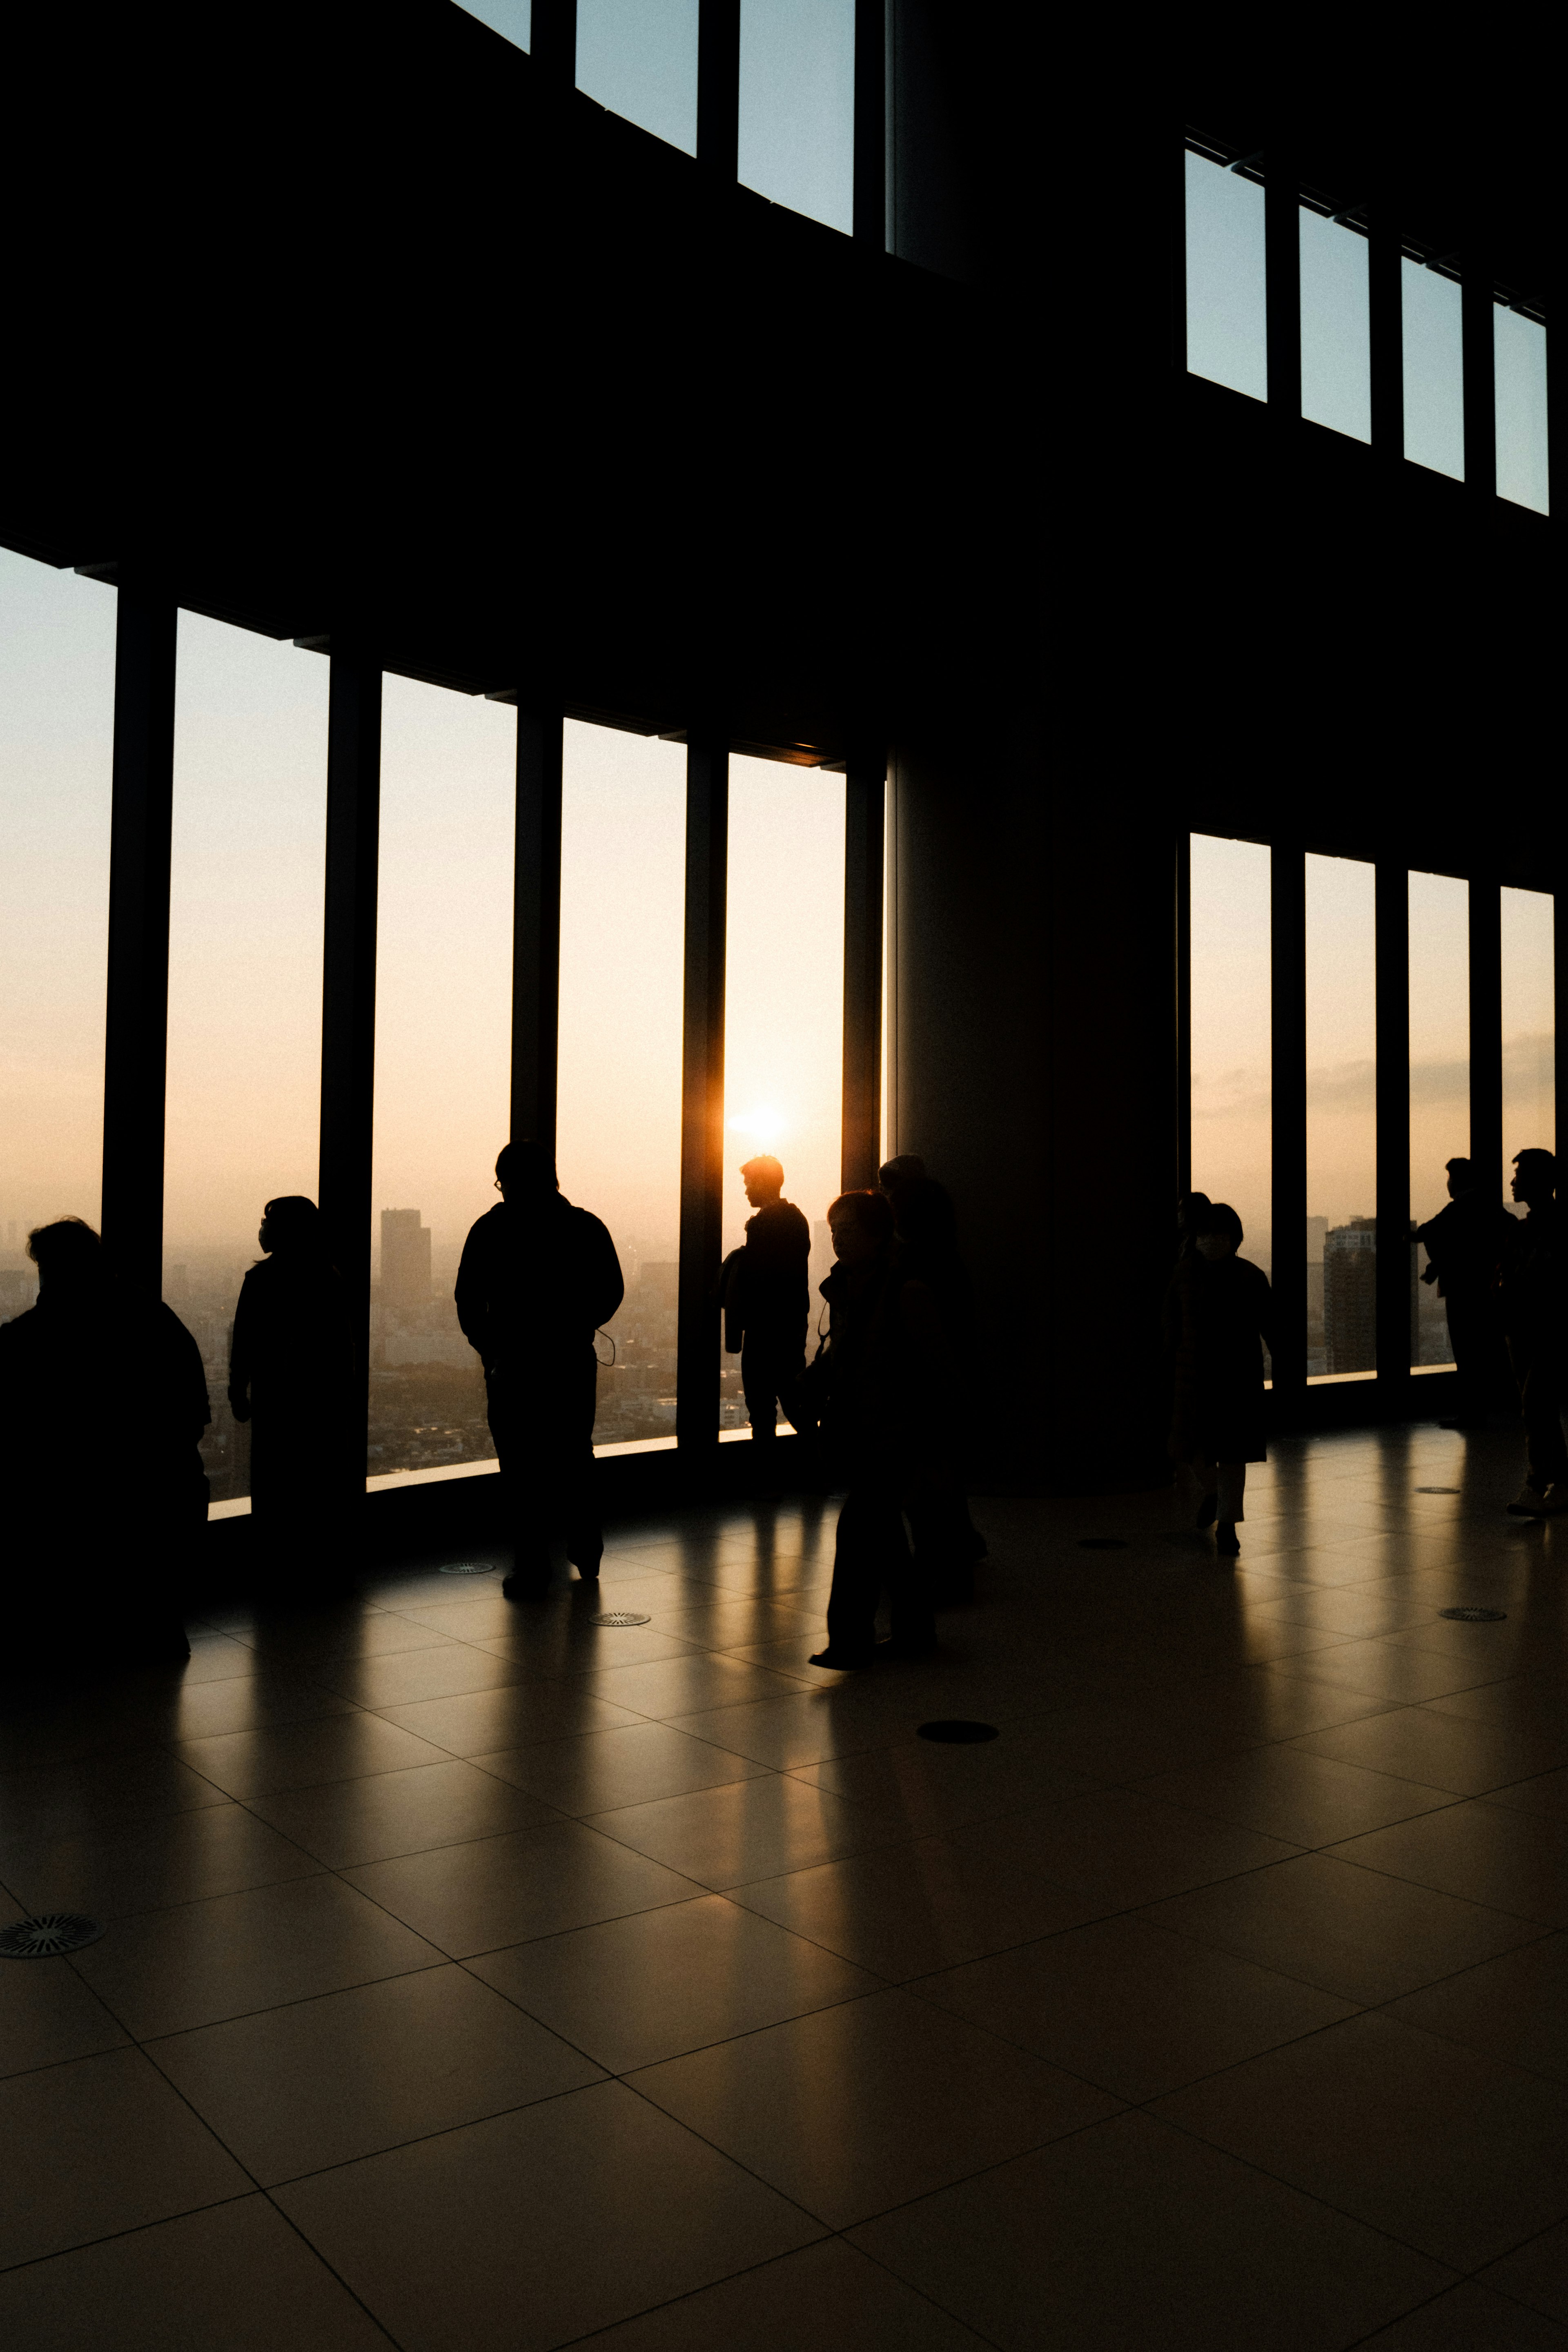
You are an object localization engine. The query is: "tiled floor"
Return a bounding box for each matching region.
[2,1426,1566,2349]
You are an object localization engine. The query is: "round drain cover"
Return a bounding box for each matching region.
[440,1562,497,1576]
[1440,1606,1507,1623]
[0,1914,105,1959]
[1416,1486,1461,1494]
[918,1720,999,1744]
[1079,1537,1128,1551]
[590,1611,651,1628]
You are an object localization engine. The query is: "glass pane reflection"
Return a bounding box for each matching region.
[1189,835,1271,1280]
[1306,854,1376,1378]
[1299,208,1370,443]
[1402,261,1464,482]
[1185,154,1267,403]
[1495,307,1549,515]
[577,0,698,155]
[738,0,855,235]
[456,1,530,50]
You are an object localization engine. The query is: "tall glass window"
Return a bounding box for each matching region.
[1402,261,1464,482]
[1185,154,1267,403]
[456,1,530,48]
[1495,307,1549,516]
[371,679,515,1487]
[1408,871,1469,1369]
[1188,836,1271,1276]
[722,759,845,1432]
[738,0,855,234]
[1306,855,1377,1379]
[557,722,686,1452]
[165,617,330,1503]
[1501,886,1556,1189]
[0,552,115,1329]
[1299,208,1370,442]
[577,0,697,153]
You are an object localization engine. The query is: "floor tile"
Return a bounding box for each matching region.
[0,2194,398,2349]
[151,1961,603,2182]
[142,1673,357,1741]
[1386,1933,1568,2082]
[0,1746,232,1838]
[1488,1768,1568,1817]
[244,1757,562,1868]
[585,1773,887,1889]
[343,1819,700,1957]
[581,1652,815,1717]
[173,1713,454,1799]
[567,2235,993,2349]
[0,1800,318,1922]
[630,1986,1118,2227]
[1145,1851,1543,2004]
[469,1894,878,2071]
[0,1949,129,2079]
[961,1788,1298,1910]
[1354,2280,1568,2348]
[243,1608,464,1663]
[1136,1746,1457,1848]
[1326,1799,1568,1927]
[848,2109,1450,2352]
[69,1870,443,2037]
[1481,2224,1568,2327]
[472,1720,768,1814]
[672,1687,965,1772]
[372,1681,645,1755]
[1153,2011,1568,2270]
[788,1727,1100,1836]
[320,1643,535,1708]
[1290,1707,1568,1798]
[915,1912,1357,2101]
[0,2045,249,2268]
[275,2079,822,2352]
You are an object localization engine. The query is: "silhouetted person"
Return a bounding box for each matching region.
[229,1196,356,1594]
[878,1152,986,1597]
[1414,1157,1513,1429]
[1175,1191,1213,1265]
[719,1155,810,1443]
[1499,1147,1566,1517]
[809,1188,938,1670]
[457,1141,624,1597]
[1164,1201,1274,1559]
[0,1218,205,1661]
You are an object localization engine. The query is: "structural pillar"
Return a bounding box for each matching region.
[511,708,563,1157]
[841,754,885,1191]
[1374,859,1412,1402]
[1270,843,1307,1409]
[675,735,727,1454]
[1468,879,1502,1200]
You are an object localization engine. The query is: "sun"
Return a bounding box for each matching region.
[726,1104,786,1149]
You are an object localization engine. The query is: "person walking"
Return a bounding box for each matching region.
[1414,1157,1513,1427]
[456,1140,624,1597]
[228,1196,356,1594]
[809,1188,939,1670]
[1164,1200,1274,1558]
[719,1155,811,1444]
[1499,1147,1566,1517]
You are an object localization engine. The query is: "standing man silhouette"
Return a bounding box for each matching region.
[1414,1156,1512,1428]
[456,1141,624,1597]
[1500,1147,1566,1517]
[724,1154,810,1443]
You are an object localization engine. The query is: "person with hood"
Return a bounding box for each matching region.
[456,1140,624,1598]
[1164,1200,1274,1558]
[228,1195,356,1593]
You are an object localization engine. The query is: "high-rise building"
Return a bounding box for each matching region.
[1323,1218,1377,1373]
[380,1208,431,1310]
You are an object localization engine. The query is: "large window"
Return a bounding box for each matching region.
[1306,854,1377,1379]
[1495,307,1549,516]
[165,616,330,1502]
[370,679,515,1485]
[738,0,855,234]
[1402,261,1464,482]
[1188,836,1271,1276]
[1299,206,1370,443]
[1408,871,1468,1369]
[0,553,116,1328]
[556,721,687,1452]
[722,758,845,1428]
[1501,887,1556,1183]
[457,1,530,49]
[577,0,697,153]
[1185,154,1267,403]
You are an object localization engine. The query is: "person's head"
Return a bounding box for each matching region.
[740,1154,784,1208]
[1445,1156,1474,1200]
[495,1140,559,1204]
[27,1216,105,1296]
[1512,1148,1557,1209]
[895,1174,958,1259]
[827,1187,896,1267]
[877,1154,926,1204]
[1177,1191,1212,1235]
[258,1195,323,1257]
[1195,1202,1243,1260]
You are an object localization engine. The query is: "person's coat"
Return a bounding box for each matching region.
[1165,1254,1274,1463]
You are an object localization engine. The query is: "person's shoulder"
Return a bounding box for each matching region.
[463,1203,507,1245]
[562,1201,615,1244]
[1238,1256,1270,1285]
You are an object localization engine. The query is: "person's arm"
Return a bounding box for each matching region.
[586,1218,625,1331]
[227,1277,254,1422]
[454,1224,489,1358]
[1253,1267,1276,1360]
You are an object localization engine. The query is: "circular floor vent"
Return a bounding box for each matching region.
[590,1611,651,1628]
[918,1720,999,1744]
[0,1914,105,1959]
[1416,1486,1462,1495]
[439,1563,497,1576]
[1078,1537,1129,1551]
[1439,1606,1507,1623]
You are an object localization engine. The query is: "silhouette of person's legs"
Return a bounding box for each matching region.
[1509,1339,1568,1497]
[820,1485,933,1664]
[489,1354,604,1596]
[741,1341,809,1441]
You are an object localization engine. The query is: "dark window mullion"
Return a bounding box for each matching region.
[675,735,727,1451]
[1271,842,1307,1402]
[841,750,885,1190]
[1469,879,1502,1201]
[511,708,563,1158]
[1374,860,1412,1390]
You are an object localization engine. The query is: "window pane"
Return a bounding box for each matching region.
[723,760,845,1433]
[1402,261,1464,481]
[1306,854,1376,1378]
[0,552,114,1326]
[738,0,854,235]
[1300,207,1370,442]
[577,0,698,154]
[1189,835,1271,1278]
[165,616,330,1503]
[1408,871,1468,1369]
[371,679,514,1488]
[1495,308,1549,515]
[1501,886,1555,1192]
[1185,154,1267,403]
[557,721,686,1452]
[457,0,530,49]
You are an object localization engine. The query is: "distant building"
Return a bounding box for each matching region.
[1324,1218,1377,1373]
[381,1209,432,1309]
[638,1261,677,1310]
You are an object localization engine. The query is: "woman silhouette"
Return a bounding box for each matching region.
[229,1196,354,1594]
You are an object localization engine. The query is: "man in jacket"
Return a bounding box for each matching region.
[1414,1156,1513,1427]
[722,1154,810,1444]
[456,1141,624,1597]
[1499,1147,1566,1517]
